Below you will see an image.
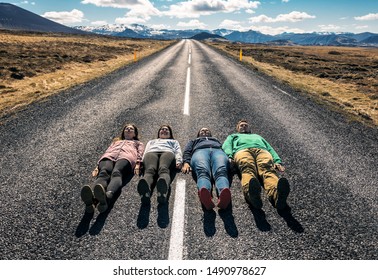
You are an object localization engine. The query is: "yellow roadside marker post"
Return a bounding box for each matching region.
[239,48,243,61]
[134,50,137,62]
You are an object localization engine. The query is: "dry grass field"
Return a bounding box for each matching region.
[0,30,175,119]
[209,42,378,126]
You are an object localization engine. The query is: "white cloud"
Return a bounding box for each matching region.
[355,25,369,30]
[20,1,36,5]
[219,19,244,30]
[91,20,108,25]
[115,16,147,25]
[354,13,378,21]
[82,0,160,25]
[249,11,315,23]
[318,24,341,31]
[81,0,149,9]
[177,19,207,29]
[245,9,256,14]
[282,0,289,3]
[125,3,160,18]
[251,25,305,35]
[164,0,261,19]
[82,0,160,15]
[151,24,171,30]
[224,0,260,11]
[42,9,85,24]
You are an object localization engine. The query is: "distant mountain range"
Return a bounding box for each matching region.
[1,3,377,47]
[75,24,378,47]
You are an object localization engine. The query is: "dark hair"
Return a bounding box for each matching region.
[120,123,139,140]
[197,127,212,137]
[158,124,174,139]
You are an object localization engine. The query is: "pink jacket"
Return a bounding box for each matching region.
[98,139,144,169]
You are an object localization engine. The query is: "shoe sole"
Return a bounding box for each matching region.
[81,185,95,213]
[248,178,263,209]
[276,178,290,210]
[94,184,108,213]
[156,178,168,204]
[137,179,151,204]
[217,188,231,209]
[199,188,215,210]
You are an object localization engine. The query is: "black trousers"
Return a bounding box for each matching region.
[94,158,132,193]
[142,152,175,187]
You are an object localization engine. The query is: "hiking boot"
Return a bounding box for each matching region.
[137,178,151,205]
[94,184,108,213]
[81,185,95,213]
[248,178,263,209]
[198,187,215,210]
[156,178,168,204]
[276,178,290,210]
[217,188,231,210]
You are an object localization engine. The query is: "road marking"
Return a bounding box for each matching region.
[168,178,186,260]
[184,45,192,116]
[273,85,298,100]
[183,67,191,115]
[188,46,192,64]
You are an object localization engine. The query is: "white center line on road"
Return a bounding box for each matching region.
[183,67,191,116]
[168,178,186,260]
[183,45,192,116]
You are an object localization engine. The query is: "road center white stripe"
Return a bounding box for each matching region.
[183,67,191,115]
[168,178,186,260]
[183,45,192,116]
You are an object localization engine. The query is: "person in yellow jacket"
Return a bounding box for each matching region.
[222,119,290,210]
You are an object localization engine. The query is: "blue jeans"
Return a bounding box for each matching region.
[191,148,230,194]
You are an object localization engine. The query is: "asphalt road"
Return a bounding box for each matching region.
[0,39,377,260]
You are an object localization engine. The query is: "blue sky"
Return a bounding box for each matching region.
[10,0,378,34]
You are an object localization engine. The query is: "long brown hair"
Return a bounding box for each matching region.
[157,124,174,139]
[113,123,139,142]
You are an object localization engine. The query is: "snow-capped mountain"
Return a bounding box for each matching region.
[74,24,224,40]
[73,24,378,46]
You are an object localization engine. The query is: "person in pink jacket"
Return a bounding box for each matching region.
[81,123,144,213]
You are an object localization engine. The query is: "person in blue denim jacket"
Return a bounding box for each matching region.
[182,127,231,210]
